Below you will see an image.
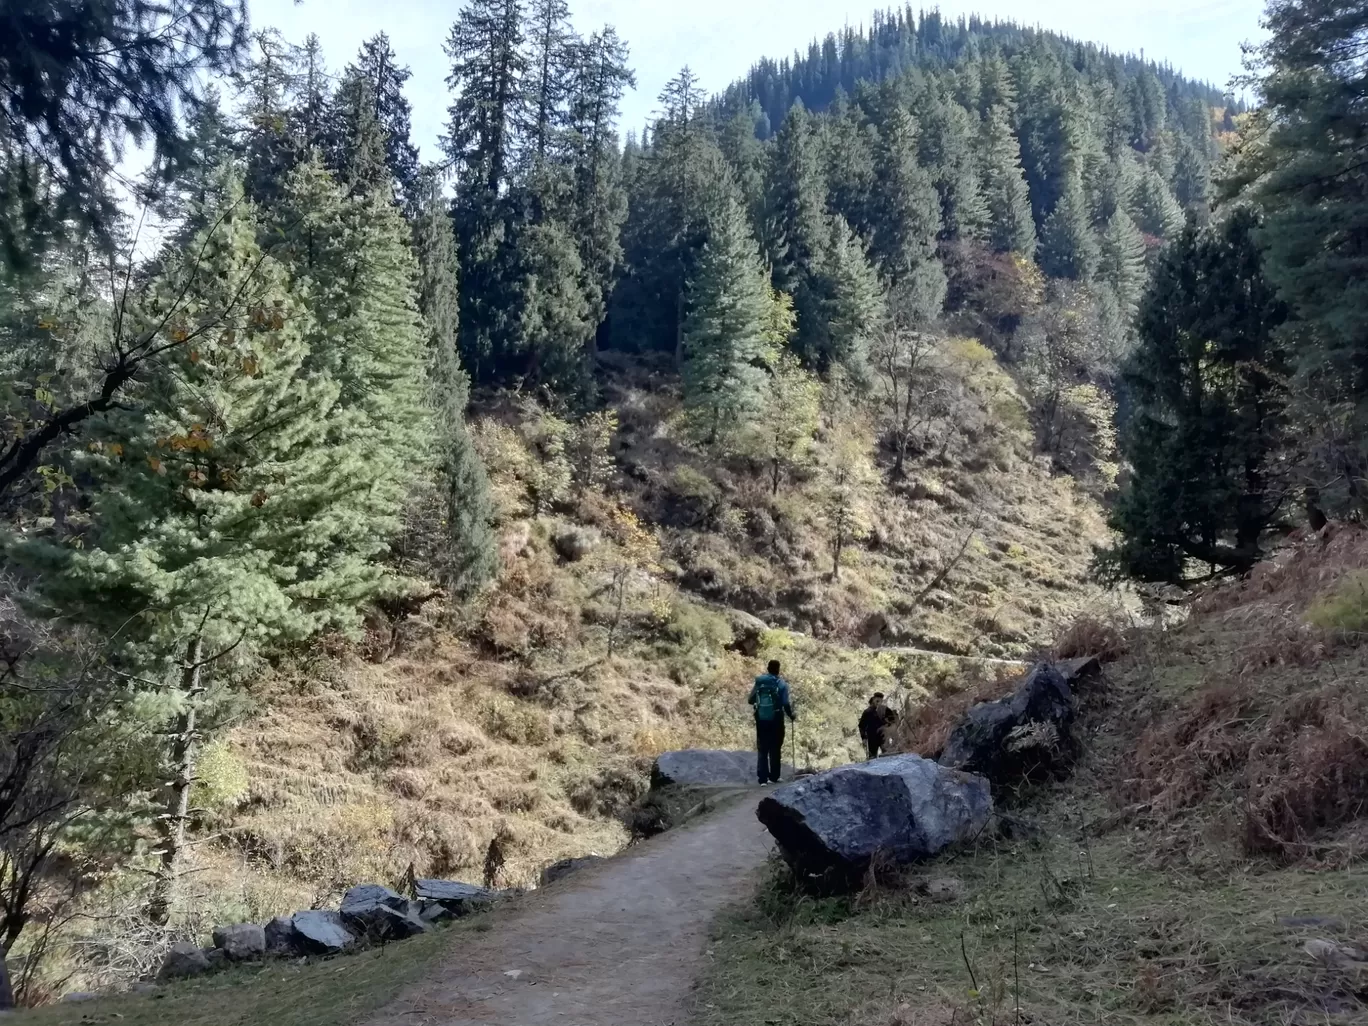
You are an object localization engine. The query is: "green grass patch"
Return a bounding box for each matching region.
[22,920,483,1026]
[692,809,1368,1026]
[1306,571,1368,634]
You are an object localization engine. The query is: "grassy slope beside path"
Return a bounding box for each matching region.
[18,922,486,1026]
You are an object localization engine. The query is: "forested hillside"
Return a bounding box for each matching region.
[0,0,1245,1008]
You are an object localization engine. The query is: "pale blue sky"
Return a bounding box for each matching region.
[250,0,1266,160]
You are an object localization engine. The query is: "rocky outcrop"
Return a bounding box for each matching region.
[339,884,428,941]
[210,923,265,962]
[539,855,606,887]
[651,749,792,788]
[289,910,359,955]
[756,754,992,889]
[413,879,502,917]
[158,941,211,980]
[939,661,1096,785]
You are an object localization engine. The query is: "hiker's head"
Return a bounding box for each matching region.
[871,692,886,707]
[767,660,781,676]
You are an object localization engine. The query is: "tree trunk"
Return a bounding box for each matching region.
[147,635,204,926]
[771,455,781,496]
[0,948,13,1010]
[832,526,845,581]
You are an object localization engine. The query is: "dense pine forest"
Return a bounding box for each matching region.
[1,0,1364,1011]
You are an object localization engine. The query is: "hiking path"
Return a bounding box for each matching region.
[363,792,771,1026]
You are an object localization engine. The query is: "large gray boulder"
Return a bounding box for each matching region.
[412,879,500,917]
[756,755,992,889]
[211,922,265,962]
[159,941,211,980]
[939,662,1083,785]
[290,910,358,955]
[340,884,428,941]
[651,749,792,788]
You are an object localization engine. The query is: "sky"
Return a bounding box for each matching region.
[247,0,1269,162]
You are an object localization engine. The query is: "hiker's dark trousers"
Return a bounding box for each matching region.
[865,738,884,761]
[756,717,786,783]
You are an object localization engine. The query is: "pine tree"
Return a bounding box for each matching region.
[411,172,497,598]
[444,0,526,196]
[330,74,391,195]
[1131,166,1185,241]
[762,103,830,363]
[921,91,990,242]
[818,215,885,371]
[9,176,418,923]
[290,34,331,157]
[344,34,422,206]
[1100,210,1289,583]
[681,197,778,442]
[567,28,635,336]
[514,219,595,391]
[762,103,827,295]
[270,156,430,524]
[821,92,877,237]
[611,69,733,359]
[1098,209,1147,319]
[240,30,305,206]
[521,0,577,165]
[978,104,1036,254]
[1040,172,1100,280]
[871,108,945,321]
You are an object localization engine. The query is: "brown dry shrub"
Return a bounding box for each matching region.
[1124,667,1368,863]
[888,666,1021,758]
[1052,614,1129,662]
[1242,698,1368,861]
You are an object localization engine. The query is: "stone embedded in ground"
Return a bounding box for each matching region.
[756,754,992,889]
[917,876,967,903]
[340,884,428,942]
[60,992,98,1003]
[211,922,266,961]
[651,749,793,788]
[203,947,229,971]
[159,941,211,980]
[339,884,408,915]
[263,915,297,957]
[290,910,358,955]
[939,662,1076,784]
[412,879,500,917]
[539,855,606,887]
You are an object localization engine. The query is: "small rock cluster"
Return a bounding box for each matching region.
[159,879,503,980]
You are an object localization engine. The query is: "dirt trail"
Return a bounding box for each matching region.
[364,794,771,1026]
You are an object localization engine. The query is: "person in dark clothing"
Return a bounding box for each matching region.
[748,659,796,785]
[858,692,898,760]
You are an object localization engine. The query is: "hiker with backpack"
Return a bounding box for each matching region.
[748,659,796,785]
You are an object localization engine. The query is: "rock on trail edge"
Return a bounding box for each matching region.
[362,793,771,1026]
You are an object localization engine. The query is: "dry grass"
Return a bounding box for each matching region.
[695,827,1368,1026]
[1109,525,1368,865]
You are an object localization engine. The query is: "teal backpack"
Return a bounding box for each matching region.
[754,676,782,721]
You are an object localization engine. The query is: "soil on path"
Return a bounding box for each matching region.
[363,793,772,1026]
